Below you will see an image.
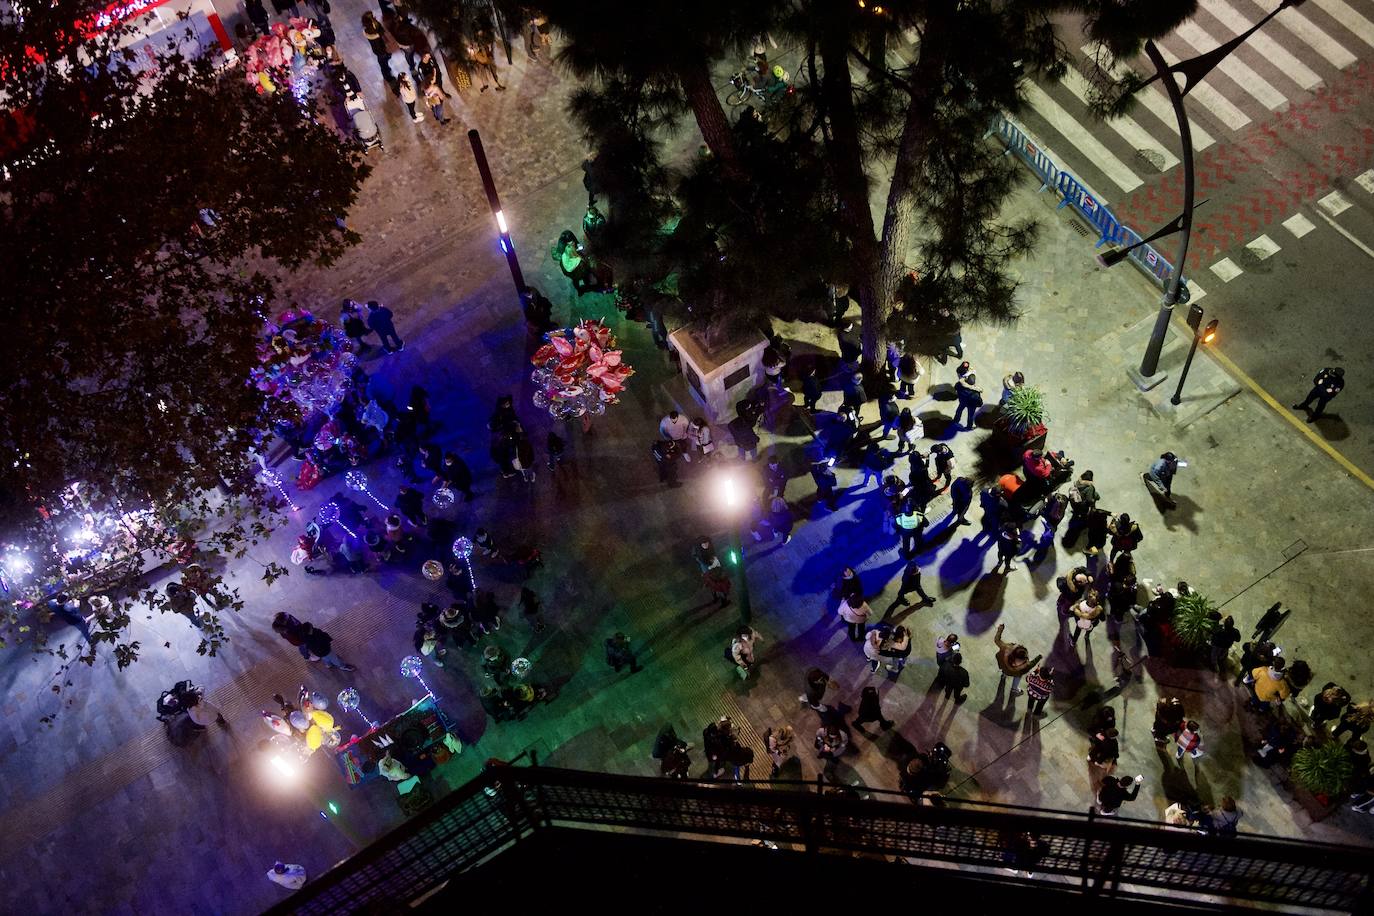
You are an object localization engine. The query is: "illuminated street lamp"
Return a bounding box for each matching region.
[468,129,527,306]
[716,471,752,624]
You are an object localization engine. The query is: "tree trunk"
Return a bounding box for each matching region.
[817,28,882,373]
[677,57,743,180]
[872,4,955,362]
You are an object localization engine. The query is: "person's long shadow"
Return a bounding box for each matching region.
[1309,413,1350,441]
[1157,493,1202,535]
[965,572,1008,634]
[1155,744,1203,806]
[1025,529,1060,601]
[938,535,993,594]
[790,486,901,595]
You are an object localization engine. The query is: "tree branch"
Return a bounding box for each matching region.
[848,45,913,97]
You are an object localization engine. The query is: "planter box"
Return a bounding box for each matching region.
[669,325,768,423]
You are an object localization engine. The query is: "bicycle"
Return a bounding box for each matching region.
[725,66,792,107]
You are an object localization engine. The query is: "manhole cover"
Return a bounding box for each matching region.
[1134,148,1168,173]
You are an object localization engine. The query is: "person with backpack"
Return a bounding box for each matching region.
[1063,470,1099,546]
[1107,512,1143,561]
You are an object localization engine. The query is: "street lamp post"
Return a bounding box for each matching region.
[468,129,527,303]
[1170,305,1219,406]
[1100,2,1303,389]
[717,473,752,624]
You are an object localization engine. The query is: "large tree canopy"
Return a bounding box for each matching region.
[549,0,1197,366]
[0,0,370,669]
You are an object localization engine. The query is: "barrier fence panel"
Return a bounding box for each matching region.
[988,113,1179,292]
[269,767,1374,915]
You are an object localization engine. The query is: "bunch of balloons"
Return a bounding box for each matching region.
[260,688,341,759]
[530,319,634,420]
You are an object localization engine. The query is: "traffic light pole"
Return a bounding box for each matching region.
[1170,329,1203,407]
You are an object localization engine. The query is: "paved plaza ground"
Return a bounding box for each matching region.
[3,8,1374,914]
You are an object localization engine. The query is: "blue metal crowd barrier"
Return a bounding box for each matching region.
[990,113,1178,291]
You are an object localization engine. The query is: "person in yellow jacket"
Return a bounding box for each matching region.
[1251,657,1292,710]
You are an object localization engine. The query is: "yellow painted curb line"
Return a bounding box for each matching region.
[1200,338,1374,493]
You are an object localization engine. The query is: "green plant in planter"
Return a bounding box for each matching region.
[1003,386,1049,431]
[1171,592,1219,649]
[1291,742,1356,799]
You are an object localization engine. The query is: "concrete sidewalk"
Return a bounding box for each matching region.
[2,20,1373,915]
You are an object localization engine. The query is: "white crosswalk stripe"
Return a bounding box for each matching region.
[1199,0,1322,90]
[1157,45,1252,130]
[1081,45,1217,152]
[1251,0,1357,69]
[1013,0,1374,213]
[1308,0,1374,49]
[1023,82,1142,192]
[1174,19,1288,110]
[1060,69,1181,173]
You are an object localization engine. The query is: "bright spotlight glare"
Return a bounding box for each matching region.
[495,210,508,234]
[269,755,300,782]
[719,475,739,509]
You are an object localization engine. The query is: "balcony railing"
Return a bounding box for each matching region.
[266,765,1374,915]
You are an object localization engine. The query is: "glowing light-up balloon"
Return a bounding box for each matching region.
[309,691,328,711]
[289,710,310,732]
[422,560,444,581]
[309,709,335,730]
[324,729,342,749]
[336,687,378,730]
[431,487,455,509]
[344,470,389,510]
[306,724,323,750]
[316,502,357,538]
[400,654,437,701]
[259,468,299,512]
[511,657,532,680]
[452,537,473,559]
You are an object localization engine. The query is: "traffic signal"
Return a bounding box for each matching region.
[1186,303,1204,332]
[1200,319,1219,345]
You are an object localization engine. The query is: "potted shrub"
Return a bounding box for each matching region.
[1291,742,1355,809]
[1171,593,1219,650]
[1001,386,1049,444]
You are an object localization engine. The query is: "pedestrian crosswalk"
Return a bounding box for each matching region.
[1015,0,1372,205]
